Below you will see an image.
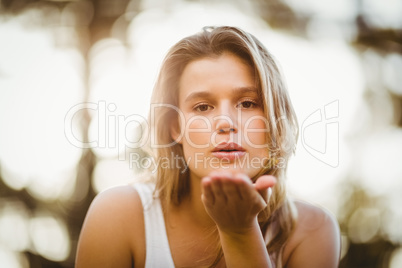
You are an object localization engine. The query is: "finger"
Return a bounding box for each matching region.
[254,175,277,190]
[233,173,253,185]
[210,177,227,204]
[201,177,215,206]
[254,175,276,203]
[232,173,254,200]
[221,176,242,201]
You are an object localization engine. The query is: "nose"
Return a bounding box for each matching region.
[218,127,236,133]
[214,102,238,134]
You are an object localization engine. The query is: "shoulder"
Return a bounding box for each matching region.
[75,184,146,268]
[283,200,341,268]
[293,200,339,234]
[84,184,144,228]
[90,184,143,213]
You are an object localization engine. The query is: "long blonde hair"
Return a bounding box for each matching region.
[145,26,298,267]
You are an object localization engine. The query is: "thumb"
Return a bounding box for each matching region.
[254,175,277,203]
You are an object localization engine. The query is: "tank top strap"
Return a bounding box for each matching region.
[132,183,175,268]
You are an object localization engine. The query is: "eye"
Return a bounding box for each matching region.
[237,100,258,109]
[194,103,213,112]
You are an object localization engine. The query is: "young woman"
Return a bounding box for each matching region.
[76,26,340,268]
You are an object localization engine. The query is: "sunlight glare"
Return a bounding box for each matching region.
[92,158,137,193]
[0,17,84,200]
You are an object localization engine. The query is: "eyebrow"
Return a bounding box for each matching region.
[184,86,259,103]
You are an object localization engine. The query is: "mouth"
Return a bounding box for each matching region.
[211,142,246,160]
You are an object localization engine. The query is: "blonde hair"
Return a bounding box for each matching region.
[145,26,298,267]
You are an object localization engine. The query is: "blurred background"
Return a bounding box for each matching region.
[0,0,401,267]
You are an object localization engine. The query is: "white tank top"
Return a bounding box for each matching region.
[133,183,175,268]
[133,183,278,268]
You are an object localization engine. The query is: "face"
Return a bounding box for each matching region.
[173,52,270,181]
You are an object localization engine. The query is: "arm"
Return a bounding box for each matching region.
[218,219,271,268]
[75,186,140,268]
[201,172,276,268]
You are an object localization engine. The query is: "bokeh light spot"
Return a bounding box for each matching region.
[348,207,381,243]
[0,202,30,252]
[29,215,70,262]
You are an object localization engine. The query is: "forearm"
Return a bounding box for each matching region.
[218,219,272,268]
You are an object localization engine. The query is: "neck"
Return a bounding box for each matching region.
[171,171,216,228]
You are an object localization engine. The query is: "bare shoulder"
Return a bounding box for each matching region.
[283,200,341,268]
[88,184,142,215]
[293,200,339,234]
[83,184,144,231]
[76,184,145,268]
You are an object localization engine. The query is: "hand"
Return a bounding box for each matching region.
[201,171,277,234]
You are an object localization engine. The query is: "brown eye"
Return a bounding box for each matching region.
[195,104,212,112]
[238,101,256,109]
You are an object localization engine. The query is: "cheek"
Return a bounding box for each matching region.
[242,117,268,147]
[183,116,211,147]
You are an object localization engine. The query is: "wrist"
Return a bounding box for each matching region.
[217,217,260,238]
[217,218,271,268]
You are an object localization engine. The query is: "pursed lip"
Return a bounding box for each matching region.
[212,142,245,152]
[211,142,246,160]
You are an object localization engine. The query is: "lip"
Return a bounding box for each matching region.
[211,142,246,161]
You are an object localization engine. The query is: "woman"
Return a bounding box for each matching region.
[76,26,340,267]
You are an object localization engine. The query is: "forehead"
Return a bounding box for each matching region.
[178,53,257,101]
